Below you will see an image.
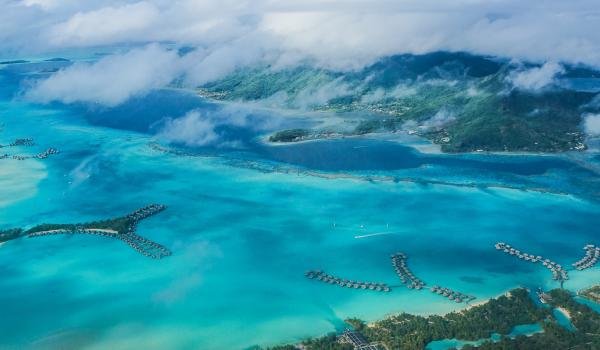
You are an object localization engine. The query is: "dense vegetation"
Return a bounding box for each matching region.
[359,289,546,350]
[462,289,600,350]
[579,285,600,303]
[200,52,600,153]
[0,228,24,243]
[1,214,135,245]
[25,216,133,235]
[269,128,310,142]
[264,288,600,350]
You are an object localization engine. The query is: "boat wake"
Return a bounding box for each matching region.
[354,232,395,239]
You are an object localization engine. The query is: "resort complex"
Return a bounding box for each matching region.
[1,205,171,259]
[495,242,569,283]
[572,244,600,271]
[305,270,391,292]
[0,137,59,160]
[307,252,475,304]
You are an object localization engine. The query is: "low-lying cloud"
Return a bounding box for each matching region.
[4,1,600,70]
[508,62,565,92]
[157,110,220,147]
[26,44,181,106]
[157,104,283,147]
[292,78,354,109]
[361,84,416,104]
[4,0,600,107]
[584,113,600,137]
[422,109,456,130]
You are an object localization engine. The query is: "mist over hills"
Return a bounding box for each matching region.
[200,52,600,152]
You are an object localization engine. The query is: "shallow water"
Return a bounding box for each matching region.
[553,308,575,331]
[2,61,600,350]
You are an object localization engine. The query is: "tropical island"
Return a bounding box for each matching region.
[0,59,30,65]
[0,204,171,259]
[199,52,599,153]
[262,288,600,350]
[579,285,600,304]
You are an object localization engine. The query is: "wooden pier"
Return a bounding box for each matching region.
[495,242,568,282]
[391,252,426,290]
[430,285,476,303]
[572,244,600,271]
[305,270,391,292]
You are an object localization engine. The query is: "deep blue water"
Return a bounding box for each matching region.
[258,138,580,176]
[560,78,600,93]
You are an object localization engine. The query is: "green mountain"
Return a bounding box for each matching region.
[199,52,600,153]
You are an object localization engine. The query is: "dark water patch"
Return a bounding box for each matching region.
[460,276,485,284]
[64,90,216,133]
[258,138,580,176]
[0,60,29,65]
[484,263,536,275]
[44,58,70,62]
[559,78,600,93]
[63,90,306,149]
[0,62,71,99]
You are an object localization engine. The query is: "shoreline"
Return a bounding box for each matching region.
[294,284,598,350]
[556,306,572,320]
[258,129,599,159]
[364,288,517,330]
[149,142,576,200]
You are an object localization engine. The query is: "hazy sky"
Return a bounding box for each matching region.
[4,0,600,112]
[3,0,600,68]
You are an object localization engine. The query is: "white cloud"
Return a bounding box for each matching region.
[508,62,565,91]
[360,88,386,104]
[26,44,181,106]
[1,1,600,69]
[292,78,354,108]
[421,109,456,130]
[156,105,282,147]
[48,2,160,47]
[360,84,416,103]
[3,0,600,106]
[157,110,220,147]
[584,113,600,136]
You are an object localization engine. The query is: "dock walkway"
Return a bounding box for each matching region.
[495,242,568,282]
[305,270,390,292]
[572,244,600,271]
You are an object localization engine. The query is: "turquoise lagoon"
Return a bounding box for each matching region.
[1,61,600,349]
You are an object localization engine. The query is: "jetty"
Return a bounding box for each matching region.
[572,244,600,271]
[495,242,568,282]
[391,252,426,290]
[390,252,473,303]
[430,285,476,303]
[304,270,391,292]
[0,138,34,148]
[27,204,171,259]
[0,135,59,161]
